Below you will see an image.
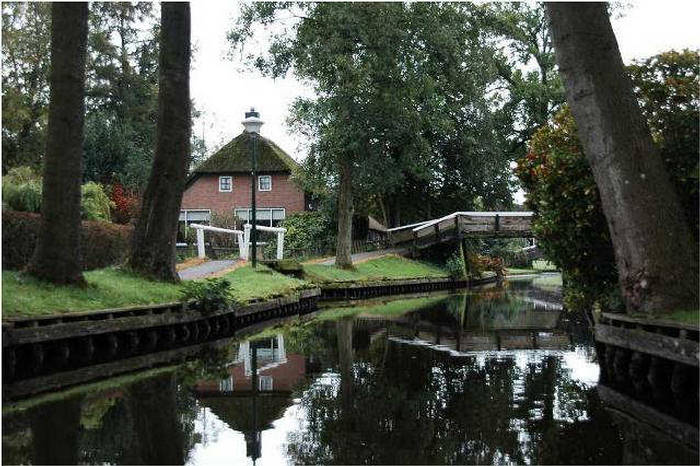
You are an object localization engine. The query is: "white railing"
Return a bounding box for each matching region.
[189,223,287,260]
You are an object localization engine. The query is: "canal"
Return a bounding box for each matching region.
[2,275,697,464]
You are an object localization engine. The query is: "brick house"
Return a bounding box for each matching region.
[179,130,305,230]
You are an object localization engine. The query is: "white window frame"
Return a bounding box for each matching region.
[219,175,233,192]
[234,207,285,227]
[258,375,273,391]
[258,175,272,192]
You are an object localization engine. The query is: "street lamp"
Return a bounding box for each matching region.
[242,108,264,268]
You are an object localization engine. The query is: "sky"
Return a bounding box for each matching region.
[190,0,700,164]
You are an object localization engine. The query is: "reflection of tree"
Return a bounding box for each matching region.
[285,322,621,464]
[32,398,82,465]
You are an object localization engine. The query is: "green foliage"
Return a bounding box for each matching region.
[281,211,335,258]
[445,250,466,279]
[3,168,116,222]
[1,3,51,173]
[628,49,699,239]
[517,50,699,311]
[230,3,517,227]
[2,210,132,271]
[180,278,235,313]
[81,182,114,221]
[2,166,43,213]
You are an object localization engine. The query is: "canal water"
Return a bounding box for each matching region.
[2,275,696,464]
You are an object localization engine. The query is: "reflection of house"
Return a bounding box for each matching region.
[193,335,306,463]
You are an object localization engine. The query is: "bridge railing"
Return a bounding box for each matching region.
[387,211,534,249]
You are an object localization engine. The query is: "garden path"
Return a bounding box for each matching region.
[178,259,241,280]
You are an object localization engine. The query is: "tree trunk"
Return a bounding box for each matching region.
[335,159,354,268]
[26,3,88,285]
[546,3,698,314]
[129,2,191,282]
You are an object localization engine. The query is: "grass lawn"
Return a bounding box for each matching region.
[219,264,310,303]
[659,308,699,326]
[2,268,183,318]
[507,260,559,276]
[506,267,539,275]
[303,255,448,283]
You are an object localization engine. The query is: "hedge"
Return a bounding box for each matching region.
[2,210,133,271]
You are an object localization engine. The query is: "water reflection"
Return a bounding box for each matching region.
[3,276,696,464]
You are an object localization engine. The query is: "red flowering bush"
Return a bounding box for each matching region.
[110,182,140,224]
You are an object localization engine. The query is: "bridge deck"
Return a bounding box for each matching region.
[387,211,533,250]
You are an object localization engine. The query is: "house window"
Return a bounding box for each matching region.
[178,209,211,243]
[258,175,272,191]
[258,376,273,391]
[219,376,234,392]
[219,176,232,192]
[234,207,285,227]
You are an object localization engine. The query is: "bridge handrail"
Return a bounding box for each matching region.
[386,220,432,233]
[412,211,533,233]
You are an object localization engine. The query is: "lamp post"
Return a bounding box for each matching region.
[242,108,264,268]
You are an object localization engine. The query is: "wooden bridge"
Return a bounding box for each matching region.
[386,211,533,251]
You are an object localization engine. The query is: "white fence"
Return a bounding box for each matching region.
[189,223,286,260]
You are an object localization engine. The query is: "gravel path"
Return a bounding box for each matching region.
[316,247,409,265]
[178,259,241,280]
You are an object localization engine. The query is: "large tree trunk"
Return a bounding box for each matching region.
[129,2,191,282]
[335,159,354,268]
[26,3,88,285]
[545,3,698,314]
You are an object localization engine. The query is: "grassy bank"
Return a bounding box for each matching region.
[506,260,559,275]
[221,264,310,303]
[303,255,448,283]
[2,264,310,318]
[2,256,451,318]
[2,268,183,318]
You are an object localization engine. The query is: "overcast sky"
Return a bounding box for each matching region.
[190,1,700,163]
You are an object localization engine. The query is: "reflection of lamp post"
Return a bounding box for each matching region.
[242,108,264,268]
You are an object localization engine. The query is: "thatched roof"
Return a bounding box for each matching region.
[193,131,298,174]
[198,393,292,433]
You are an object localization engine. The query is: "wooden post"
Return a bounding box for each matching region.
[277,231,284,260]
[196,228,205,259]
[412,231,418,258]
[494,214,500,232]
[243,224,251,260]
[454,215,460,239]
[434,224,440,243]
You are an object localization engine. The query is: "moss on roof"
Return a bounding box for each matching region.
[193,131,299,174]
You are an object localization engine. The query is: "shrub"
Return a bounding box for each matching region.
[180,278,235,313]
[110,182,140,224]
[4,166,39,184]
[81,182,114,222]
[445,250,466,279]
[281,211,335,258]
[2,210,132,270]
[516,50,699,311]
[2,179,42,213]
[3,168,116,223]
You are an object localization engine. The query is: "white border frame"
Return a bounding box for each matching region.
[258,175,272,192]
[219,175,233,192]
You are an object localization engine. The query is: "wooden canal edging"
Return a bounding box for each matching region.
[2,288,320,392]
[2,274,498,400]
[595,312,699,427]
[319,274,496,301]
